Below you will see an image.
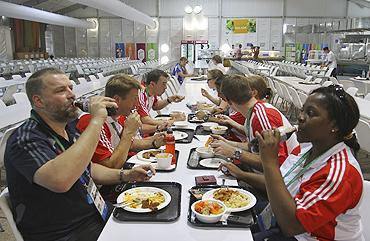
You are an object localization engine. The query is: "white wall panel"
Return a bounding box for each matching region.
[110,19,123,56]
[76,28,88,57]
[65,27,76,58]
[170,18,183,61]
[122,19,134,42]
[87,28,99,57]
[99,19,111,57]
[52,26,65,57]
[222,0,283,17]
[285,0,346,17]
[208,18,219,49]
[257,18,270,50]
[134,22,146,43]
[270,18,283,50]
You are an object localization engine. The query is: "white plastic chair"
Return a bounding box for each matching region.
[0,188,24,241]
[360,180,370,240]
[322,81,333,87]
[355,119,370,153]
[13,93,30,106]
[1,85,18,105]
[346,87,358,97]
[298,91,308,105]
[365,93,370,101]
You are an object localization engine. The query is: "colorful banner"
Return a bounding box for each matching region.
[226,19,256,34]
[146,43,158,61]
[115,43,125,58]
[125,43,136,60]
[136,43,146,62]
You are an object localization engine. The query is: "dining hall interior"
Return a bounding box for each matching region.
[0,0,370,240]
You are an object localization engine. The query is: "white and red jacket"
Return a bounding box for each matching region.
[136,88,158,117]
[246,101,300,166]
[281,143,364,241]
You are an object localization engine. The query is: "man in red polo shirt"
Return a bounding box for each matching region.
[137,69,185,133]
[77,74,166,169]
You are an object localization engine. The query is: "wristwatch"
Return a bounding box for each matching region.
[232,148,242,160]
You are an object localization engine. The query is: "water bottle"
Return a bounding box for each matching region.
[74,99,117,116]
[249,125,297,153]
[165,128,176,165]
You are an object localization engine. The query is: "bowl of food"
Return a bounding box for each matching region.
[191,199,226,223]
[173,121,188,128]
[210,125,228,135]
[195,110,210,121]
[195,146,214,158]
[201,122,218,131]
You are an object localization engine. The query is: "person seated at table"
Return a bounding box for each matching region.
[211,74,300,191]
[214,75,272,137]
[137,69,185,133]
[4,68,155,241]
[255,85,364,240]
[200,69,228,114]
[209,55,227,74]
[76,74,166,169]
[172,57,195,84]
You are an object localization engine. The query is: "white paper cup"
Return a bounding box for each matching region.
[155,153,173,169]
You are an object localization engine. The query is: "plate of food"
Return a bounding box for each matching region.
[202,187,256,212]
[136,149,163,162]
[173,130,188,141]
[116,186,171,213]
[199,158,226,169]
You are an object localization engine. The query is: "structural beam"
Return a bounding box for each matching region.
[349,0,370,9]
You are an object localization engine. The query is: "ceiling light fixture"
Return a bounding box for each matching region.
[184,5,193,14]
[0,1,94,28]
[160,44,169,53]
[193,5,202,14]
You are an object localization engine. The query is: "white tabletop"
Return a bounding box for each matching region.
[350,78,370,95]
[97,78,254,241]
[0,79,26,89]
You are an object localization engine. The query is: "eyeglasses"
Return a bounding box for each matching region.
[328,84,345,100]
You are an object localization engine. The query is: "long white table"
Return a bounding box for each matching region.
[97,78,254,241]
[350,78,370,95]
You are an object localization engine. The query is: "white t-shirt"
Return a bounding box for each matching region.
[325,51,337,69]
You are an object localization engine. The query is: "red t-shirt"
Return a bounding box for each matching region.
[246,101,300,166]
[76,114,127,163]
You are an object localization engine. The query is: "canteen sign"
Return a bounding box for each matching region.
[226,19,256,34]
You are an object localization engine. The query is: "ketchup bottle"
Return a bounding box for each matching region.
[165,128,176,165]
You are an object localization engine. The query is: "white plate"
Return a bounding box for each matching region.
[173,130,188,140]
[117,187,171,213]
[151,163,176,171]
[136,149,163,162]
[190,116,204,123]
[199,158,225,168]
[154,116,172,121]
[202,188,257,212]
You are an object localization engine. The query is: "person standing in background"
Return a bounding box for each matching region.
[322,47,337,78]
[235,44,243,60]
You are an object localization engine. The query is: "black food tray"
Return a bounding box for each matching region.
[187,185,256,228]
[187,147,225,170]
[195,125,211,135]
[188,113,204,123]
[172,128,195,143]
[113,182,182,222]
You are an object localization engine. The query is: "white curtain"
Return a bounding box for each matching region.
[0,26,8,62]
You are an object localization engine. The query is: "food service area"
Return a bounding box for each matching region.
[0,0,370,241]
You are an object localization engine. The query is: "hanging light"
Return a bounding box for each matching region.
[160,44,169,53]
[0,1,94,28]
[193,5,202,14]
[184,5,193,14]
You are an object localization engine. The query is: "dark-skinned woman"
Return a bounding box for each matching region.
[256,85,364,240]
